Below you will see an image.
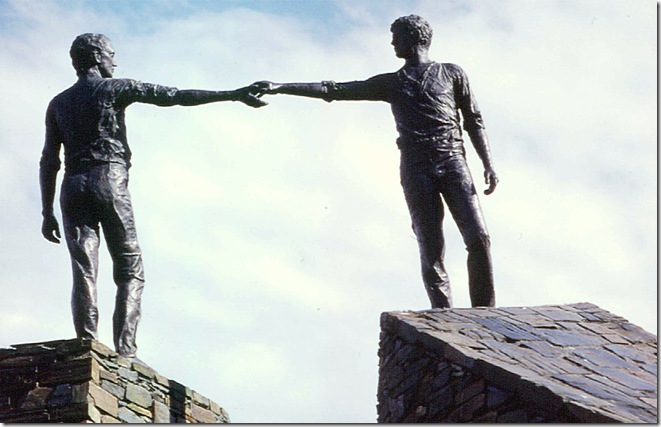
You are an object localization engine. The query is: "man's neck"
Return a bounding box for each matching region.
[79,67,104,79]
[404,47,431,68]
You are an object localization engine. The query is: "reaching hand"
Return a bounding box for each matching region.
[234,85,268,108]
[42,214,61,244]
[252,81,282,94]
[242,93,268,108]
[484,167,499,195]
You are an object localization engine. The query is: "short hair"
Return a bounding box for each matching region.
[70,33,111,75]
[390,15,433,49]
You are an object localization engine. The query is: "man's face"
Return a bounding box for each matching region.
[97,43,116,78]
[391,29,415,59]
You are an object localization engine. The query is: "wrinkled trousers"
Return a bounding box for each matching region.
[400,151,495,309]
[60,163,145,357]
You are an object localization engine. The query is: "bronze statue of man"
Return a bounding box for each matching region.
[257,15,498,308]
[39,33,266,358]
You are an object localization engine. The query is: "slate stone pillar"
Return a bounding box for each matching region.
[377,304,657,423]
[0,339,229,423]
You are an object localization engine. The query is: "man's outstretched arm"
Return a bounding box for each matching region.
[255,77,391,103]
[172,85,268,108]
[128,82,269,108]
[256,82,328,99]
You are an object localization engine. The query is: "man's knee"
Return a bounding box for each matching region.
[465,233,491,253]
[112,246,144,284]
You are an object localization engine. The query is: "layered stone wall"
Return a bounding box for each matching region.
[378,332,582,422]
[0,339,229,423]
[377,303,657,423]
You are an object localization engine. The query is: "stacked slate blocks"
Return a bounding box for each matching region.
[0,339,229,423]
[377,303,657,423]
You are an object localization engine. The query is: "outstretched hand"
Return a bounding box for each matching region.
[484,167,499,195]
[252,81,283,94]
[234,81,284,107]
[234,84,269,108]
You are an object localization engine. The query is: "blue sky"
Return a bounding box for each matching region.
[0,0,656,423]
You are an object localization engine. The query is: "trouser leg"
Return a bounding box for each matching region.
[441,159,495,307]
[100,165,145,357]
[65,225,101,340]
[61,176,101,341]
[403,175,452,309]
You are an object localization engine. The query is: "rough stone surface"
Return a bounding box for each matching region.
[153,399,172,423]
[125,383,152,409]
[0,338,230,423]
[377,302,657,423]
[89,382,118,418]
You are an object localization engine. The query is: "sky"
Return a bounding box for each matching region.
[0,0,656,423]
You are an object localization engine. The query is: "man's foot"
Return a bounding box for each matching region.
[118,352,146,366]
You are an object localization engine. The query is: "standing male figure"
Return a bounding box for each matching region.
[40,33,266,358]
[257,15,498,308]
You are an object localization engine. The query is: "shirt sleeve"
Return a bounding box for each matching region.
[321,73,394,103]
[39,101,62,173]
[115,79,180,107]
[453,65,485,132]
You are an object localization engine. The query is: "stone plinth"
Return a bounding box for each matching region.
[0,339,229,423]
[377,303,657,423]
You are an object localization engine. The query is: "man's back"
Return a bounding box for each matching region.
[47,74,179,171]
[49,75,130,169]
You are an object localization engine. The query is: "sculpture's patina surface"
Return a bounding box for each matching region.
[256,15,498,308]
[39,33,265,357]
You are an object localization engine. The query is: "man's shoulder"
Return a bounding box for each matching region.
[337,72,397,90]
[52,76,138,95]
[439,62,466,75]
[72,75,140,93]
[366,71,398,82]
[105,78,179,97]
[49,84,76,109]
[101,77,141,90]
[91,77,152,102]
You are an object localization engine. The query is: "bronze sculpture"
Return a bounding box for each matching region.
[39,33,266,358]
[256,15,498,308]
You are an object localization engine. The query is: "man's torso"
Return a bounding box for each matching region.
[47,75,178,171]
[325,62,484,154]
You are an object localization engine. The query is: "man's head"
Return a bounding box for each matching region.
[390,15,433,58]
[70,33,116,77]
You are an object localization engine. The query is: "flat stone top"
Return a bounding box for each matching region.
[381,302,657,423]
